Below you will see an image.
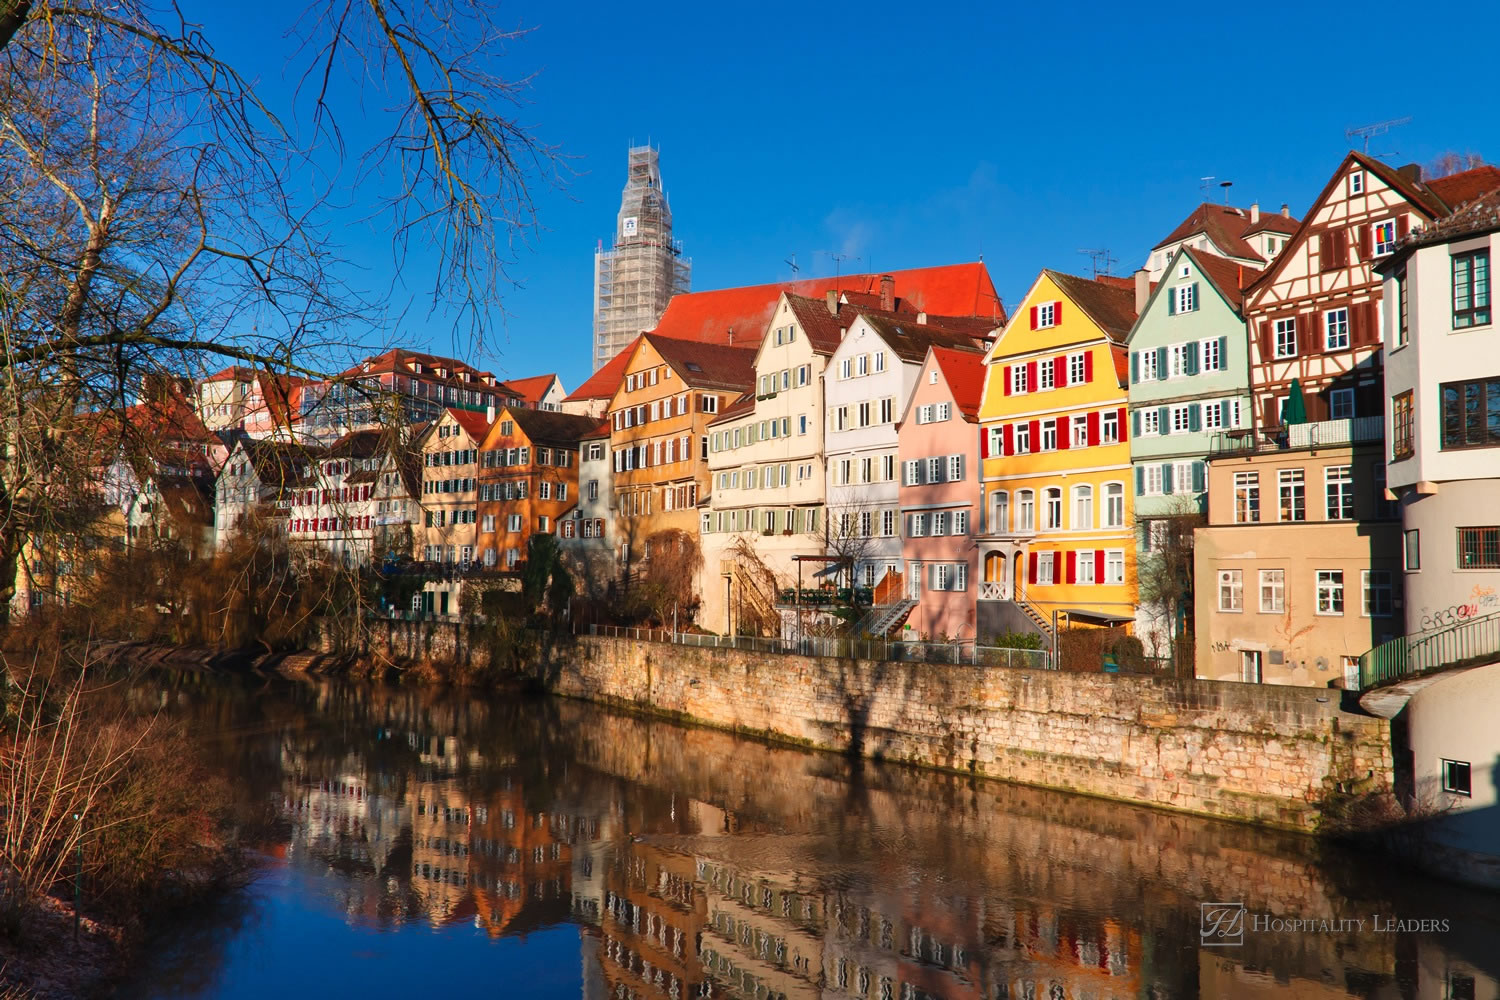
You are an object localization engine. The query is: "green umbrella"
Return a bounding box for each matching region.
[1284,378,1308,425]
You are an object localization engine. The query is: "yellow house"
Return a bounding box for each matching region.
[975,270,1138,639]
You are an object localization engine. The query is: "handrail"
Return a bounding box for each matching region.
[1357,609,1500,690]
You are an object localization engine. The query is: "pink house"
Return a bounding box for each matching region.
[897,346,985,640]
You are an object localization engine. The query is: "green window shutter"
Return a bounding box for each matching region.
[1156,346,1167,374]
[1132,410,1141,436]
[1135,466,1145,496]
[1162,462,1174,494]
[1189,404,1201,432]
[1185,342,1199,376]
[1168,291,1176,316]
[1220,399,1230,426]
[1157,406,1168,430]
[1217,335,1228,370]
[1192,461,1206,492]
[1191,282,1200,310]
[1130,351,1139,383]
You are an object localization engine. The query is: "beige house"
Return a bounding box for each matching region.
[415,408,491,615]
[1194,429,1401,686]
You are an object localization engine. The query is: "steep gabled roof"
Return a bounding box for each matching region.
[505,407,602,445]
[1152,202,1302,261]
[444,408,493,442]
[1183,247,1262,312]
[1428,165,1500,212]
[929,347,987,421]
[1380,187,1500,271]
[339,348,499,386]
[783,293,852,354]
[239,438,324,488]
[566,335,640,402]
[707,391,757,427]
[1045,270,1138,341]
[643,334,757,391]
[502,373,562,405]
[857,314,992,363]
[326,428,388,459]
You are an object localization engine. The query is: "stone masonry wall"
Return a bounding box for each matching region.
[348,622,1394,833]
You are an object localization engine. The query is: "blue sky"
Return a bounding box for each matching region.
[198,1,1499,394]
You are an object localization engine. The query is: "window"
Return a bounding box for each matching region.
[1458,526,1500,568]
[1040,420,1057,451]
[1392,390,1415,460]
[931,511,947,536]
[1324,465,1353,520]
[1043,488,1062,530]
[1362,570,1393,617]
[1104,483,1124,527]
[1015,422,1031,454]
[1404,529,1420,571]
[1070,415,1088,447]
[1036,551,1055,585]
[856,354,868,376]
[1316,570,1344,615]
[1396,270,1409,347]
[1142,464,1163,496]
[1138,349,1159,381]
[883,509,896,536]
[1235,471,1260,523]
[1016,490,1035,531]
[1141,409,1160,436]
[1174,284,1196,313]
[1170,405,1192,434]
[1101,409,1119,443]
[1072,485,1093,529]
[1442,759,1472,797]
[1259,569,1285,613]
[1011,365,1028,394]
[953,510,968,535]
[1104,550,1124,584]
[882,398,896,423]
[1372,219,1397,255]
[1275,318,1297,358]
[1349,170,1364,195]
[990,491,1009,533]
[1329,388,1354,420]
[909,513,927,537]
[1037,358,1055,390]
[948,455,963,481]
[1036,301,1057,328]
[1440,378,1500,449]
[1453,250,1490,328]
[1170,343,1195,378]
[1278,469,1305,522]
[839,358,852,379]
[1325,308,1349,350]
[1201,337,1221,372]
[1203,400,1225,430]
[1068,352,1086,385]
[1218,570,1243,612]
[1077,550,1096,584]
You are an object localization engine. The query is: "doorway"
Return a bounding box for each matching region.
[1240,649,1262,684]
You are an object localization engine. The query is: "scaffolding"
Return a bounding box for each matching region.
[592,146,691,371]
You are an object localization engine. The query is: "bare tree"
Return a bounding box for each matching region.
[1134,498,1202,668]
[0,1,557,615]
[1426,151,1486,179]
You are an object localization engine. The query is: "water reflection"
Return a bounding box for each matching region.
[119,677,1500,1000]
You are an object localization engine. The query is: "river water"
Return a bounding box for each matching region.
[113,676,1500,1000]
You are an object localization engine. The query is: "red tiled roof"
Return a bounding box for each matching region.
[338,348,498,386]
[643,334,757,391]
[1429,165,1500,211]
[784,293,853,354]
[859,314,992,364]
[201,365,258,383]
[500,406,601,445]
[1152,202,1302,262]
[650,262,1003,346]
[444,408,493,442]
[581,418,611,440]
[1182,247,1262,312]
[502,373,560,404]
[1110,344,1129,388]
[707,391,757,427]
[1045,271,1138,341]
[566,336,640,402]
[929,346,987,421]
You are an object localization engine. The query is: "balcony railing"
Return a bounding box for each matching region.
[1358,609,1500,689]
[1210,416,1384,457]
[979,581,1007,600]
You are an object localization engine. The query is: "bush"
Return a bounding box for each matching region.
[983,631,1046,651]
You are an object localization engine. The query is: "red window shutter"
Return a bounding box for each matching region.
[1301,312,1319,354]
[1004,424,1014,456]
[1263,397,1279,429]
[1027,361,1038,390]
[1258,320,1271,360]
[1003,365,1012,395]
[1117,406,1126,435]
[1084,352,1094,382]
[1053,356,1066,386]
[1397,215,1410,239]
[1087,410,1100,446]
[1054,301,1063,324]
[980,426,990,458]
[1359,224,1373,260]
[1029,306,1038,329]
[1095,550,1105,583]
[1029,420,1041,449]
[1066,550,1077,584]
[1057,419,1071,450]
[1028,552,1038,584]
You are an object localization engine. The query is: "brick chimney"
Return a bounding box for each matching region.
[727,327,734,345]
[1250,202,1260,224]
[1134,268,1150,315]
[826,289,839,315]
[879,274,895,312]
[1280,203,1290,218]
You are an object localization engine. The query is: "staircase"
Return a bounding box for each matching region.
[1358,609,1500,690]
[857,599,918,638]
[1015,591,1054,641]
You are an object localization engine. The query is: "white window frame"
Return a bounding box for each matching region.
[1103,482,1124,528]
[1316,570,1345,616]
[1202,401,1224,431]
[1104,549,1124,585]
[1170,405,1192,434]
[1036,551,1055,586]
[1200,337,1220,372]
[1373,219,1398,256]
[1068,353,1086,385]
[1218,569,1243,612]
[1325,308,1350,351]
[1175,284,1196,313]
[1141,409,1160,436]
[1139,349,1159,382]
[1072,484,1093,530]
[1275,318,1297,359]
[1010,365,1027,394]
[1143,465,1164,496]
[1037,358,1055,390]
[1259,569,1284,613]
[1036,301,1057,328]
[1101,410,1119,443]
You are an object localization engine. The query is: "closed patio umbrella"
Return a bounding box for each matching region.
[1284,377,1308,425]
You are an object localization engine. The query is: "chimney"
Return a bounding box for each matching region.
[826,289,839,315]
[1250,202,1260,224]
[917,311,928,324]
[879,274,895,312]
[727,327,734,345]
[1133,268,1150,315]
[1280,203,1290,218]
[1398,163,1423,183]
[486,404,495,422]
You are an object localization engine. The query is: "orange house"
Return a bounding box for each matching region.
[475,406,598,570]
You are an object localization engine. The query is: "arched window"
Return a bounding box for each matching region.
[1072,485,1094,530]
[1043,487,1063,530]
[1016,490,1036,532]
[991,490,1010,533]
[1104,482,1125,528]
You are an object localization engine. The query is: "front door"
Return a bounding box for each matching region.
[1240,650,1262,684]
[439,590,450,616]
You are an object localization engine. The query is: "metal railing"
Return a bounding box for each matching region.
[585,624,1053,670]
[1358,610,1500,689]
[1210,416,1384,457]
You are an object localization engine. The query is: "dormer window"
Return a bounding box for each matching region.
[412,362,422,374]
[1349,171,1364,195]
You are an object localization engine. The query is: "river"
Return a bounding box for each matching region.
[113,675,1500,1000]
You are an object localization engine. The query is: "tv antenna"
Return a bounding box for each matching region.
[784,253,799,275]
[1346,117,1412,154]
[1199,176,1215,195]
[1078,248,1118,279]
[824,251,861,283]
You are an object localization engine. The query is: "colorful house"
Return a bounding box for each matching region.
[897,346,987,641]
[1125,248,1260,651]
[475,406,597,570]
[975,271,1137,642]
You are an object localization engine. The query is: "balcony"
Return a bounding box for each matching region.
[979,581,1007,601]
[1209,416,1384,457]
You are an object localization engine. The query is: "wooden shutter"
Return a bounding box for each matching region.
[1359,224,1373,260]
[1316,232,1327,271]
[1189,404,1201,432]
[1168,290,1177,316]
[1087,410,1100,446]
[1054,356,1067,386]
[1117,406,1126,438]
[1027,361,1038,391]
[1028,552,1038,584]
[1258,321,1271,361]
[1094,550,1105,585]
[1054,301,1063,324]
[1084,352,1094,382]
[1003,365,1012,395]
[980,426,990,459]
[1334,229,1349,268]
[1157,406,1168,431]
[1302,312,1319,355]
[1132,409,1141,437]
[1185,342,1199,376]
[1029,306,1038,329]
[1263,397,1278,429]
[1217,335,1228,370]
[1029,420,1041,449]
[1350,301,1368,346]
[1057,418,1071,450]
[1397,215,1410,239]
[1130,351,1139,383]
[1156,346,1167,375]
[1135,466,1145,495]
[1066,550,1077,584]
[1220,399,1231,427]
[1162,462,1174,494]
[1192,461,1205,492]
[1004,424,1014,456]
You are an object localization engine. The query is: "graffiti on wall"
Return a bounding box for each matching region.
[1419,584,1499,633]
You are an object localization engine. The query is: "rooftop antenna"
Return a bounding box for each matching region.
[1199,176,1216,195]
[1219,180,1234,205]
[1077,248,1118,279]
[784,253,799,276]
[1346,117,1412,154]
[825,252,861,286]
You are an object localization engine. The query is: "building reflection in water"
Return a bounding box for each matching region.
[176,679,1497,1000]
